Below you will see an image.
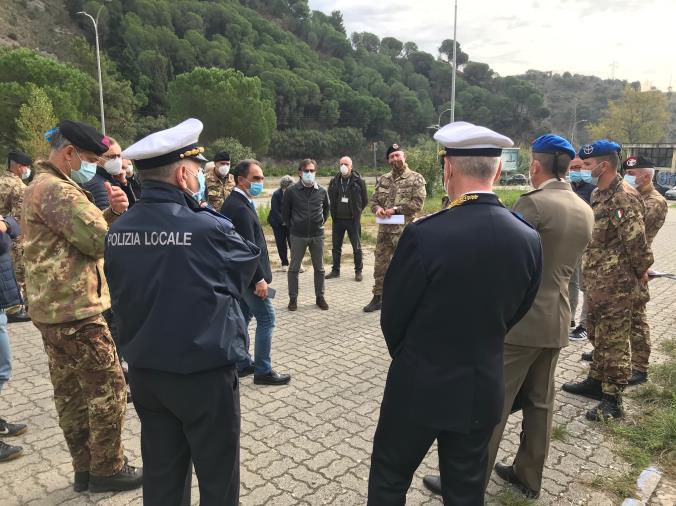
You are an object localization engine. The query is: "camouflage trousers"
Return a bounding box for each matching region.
[630,282,651,373]
[35,314,126,477]
[372,229,402,296]
[587,290,632,396]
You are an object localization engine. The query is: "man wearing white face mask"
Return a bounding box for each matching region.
[81,137,126,210]
[205,151,235,210]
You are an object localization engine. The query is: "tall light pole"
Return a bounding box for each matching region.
[571,119,588,146]
[450,0,458,122]
[77,2,109,135]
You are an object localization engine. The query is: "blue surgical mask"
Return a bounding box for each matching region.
[302,171,315,184]
[569,171,583,183]
[249,182,264,197]
[580,170,595,185]
[623,174,637,188]
[70,151,98,184]
[21,168,31,180]
[186,168,206,202]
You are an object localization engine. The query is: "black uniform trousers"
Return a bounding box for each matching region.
[271,225,290,266]
[331,218,363,273]
[128,366,240,506]
[368,409,492,506]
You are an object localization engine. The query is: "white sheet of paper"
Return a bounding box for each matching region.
[376,214,405,225]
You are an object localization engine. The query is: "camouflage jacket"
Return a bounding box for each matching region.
[21,160,120,324]
[370,165,426,234]
[583,174,653,294]
[0,171,26,222]
[205,166,235,211]
[638,184,667,247]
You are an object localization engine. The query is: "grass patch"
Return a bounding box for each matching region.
[589,472,637,499]
[492,489,536,506]
[551,424,569,442]
[495,188,526,209]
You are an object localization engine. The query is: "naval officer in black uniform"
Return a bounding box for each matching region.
[104,118,261,506]
[367,121,543,505]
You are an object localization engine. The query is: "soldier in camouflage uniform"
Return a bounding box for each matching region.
[562,141,653,421]
[205,151,235,211]
[21,121,142,493]
[363,144,426,312]
[623,156,668,385]
[0,150,32,315]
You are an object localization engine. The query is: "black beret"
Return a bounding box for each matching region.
[622,155,654,170]
[385,143,404,160]
[214,151,230,162]
[58,120,109,156]
[7,149,32,166]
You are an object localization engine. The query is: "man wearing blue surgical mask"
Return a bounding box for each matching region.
[282,159,330,311]
[567,156,596,341]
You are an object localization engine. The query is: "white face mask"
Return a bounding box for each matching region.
[340,164,349,176]
[217,163,230,177]
[125,164,134,177]
[104,157,123,175]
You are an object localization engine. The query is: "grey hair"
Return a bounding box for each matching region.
[448,156,500,180]
[280,175,294,189]
[49,131,72,152]
[636,167,655,179]
[137,160,184,184]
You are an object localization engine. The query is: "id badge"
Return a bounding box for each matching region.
[341,197,349,203]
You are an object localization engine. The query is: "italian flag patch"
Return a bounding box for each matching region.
[615,209,625,220]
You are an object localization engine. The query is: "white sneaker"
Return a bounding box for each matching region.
[281,265,288,272]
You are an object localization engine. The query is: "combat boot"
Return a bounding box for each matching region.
[586,394,623,421]
[363,295,382,313]
[89,458,143,493]
[627,370,648,386]
[73,471,89,492]
[581,351,593,362]
[287,297,297,311]
[562,377,602,400]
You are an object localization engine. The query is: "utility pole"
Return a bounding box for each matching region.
[610,61,618,81]
[372,142,377,170]
[450,0,458,122]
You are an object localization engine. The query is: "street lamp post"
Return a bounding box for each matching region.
[450,0,458,123]
[571,119,589,146]
[77,3,108,135]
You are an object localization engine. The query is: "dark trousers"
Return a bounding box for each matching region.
[128,366,240,506]
[331,218,363,273]
[368,411,492,505]
[272,225,290,266]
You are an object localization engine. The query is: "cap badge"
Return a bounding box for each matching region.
[626,158,637,167]
[583,145,594,155]
[392,144,399,150]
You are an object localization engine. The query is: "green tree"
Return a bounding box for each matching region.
[588,88,670,143]
[16,85,57,161]
[206,137,256,164]
[168,67,276,153]
[438,39,469,66]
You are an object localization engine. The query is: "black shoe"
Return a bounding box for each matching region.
[254,370,291,386]
[355,272,363,282]
[586,394,623,421]
[288,297,297,311]
[89,460,143,492]
[627,370,648,386]
[561,377,603,400]
[581,351,593,362]
[316,296,329,310]
[363,295,382,313]
[325,270,340,279]
[238,365,255,378]
[6,308,30,323]
[494,463,540,499]
[73,471,89,492]
[126,386,133,404]
[422,475,442,496]
[570,319,576,328]
[0,440,22,462]
[570,325,588,341]
[0,418,27,437]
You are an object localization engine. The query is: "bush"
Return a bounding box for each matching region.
[405,138,443,196]
[206,137,256,164]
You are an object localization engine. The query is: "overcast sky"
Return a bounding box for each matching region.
[310,0,675,91]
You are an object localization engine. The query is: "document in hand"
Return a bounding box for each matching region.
[376,215,405,225]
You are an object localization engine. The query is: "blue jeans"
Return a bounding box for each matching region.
[236,289,274,376]
[0,311,10,392]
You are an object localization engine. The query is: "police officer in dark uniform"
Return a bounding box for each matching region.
[104,119,260,506]
[367,121,543,505]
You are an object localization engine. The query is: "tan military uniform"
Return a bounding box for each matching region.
[369,164,426,295]
[631,184,668,373]
[486,180,594,493]
[583,175,653,395]
[0,170,27,296]
[205,166,235,211]
[22,160,126,477]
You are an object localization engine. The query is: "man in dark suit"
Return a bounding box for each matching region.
[221,160,290,386]
[367,121,543,505]
[267,175,294,270]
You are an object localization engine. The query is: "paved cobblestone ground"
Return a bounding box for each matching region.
[1,210,675,505]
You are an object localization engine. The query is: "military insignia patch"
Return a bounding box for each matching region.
[625,157,637,167]
[447,194,479,209]
[615,209,625,220]
[583,145,594,155]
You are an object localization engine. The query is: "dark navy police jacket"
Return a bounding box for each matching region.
[380,193,543,433]
[104,181,260,374]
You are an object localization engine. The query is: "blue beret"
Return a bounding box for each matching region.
[578,139,622,160]
[531,134,576,159]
